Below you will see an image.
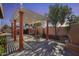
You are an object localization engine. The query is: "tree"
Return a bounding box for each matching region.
[48,4,72,39]
[48,4,60,39]
[73,16,79,24]
[59,5,72,25]
[65,15,76,33]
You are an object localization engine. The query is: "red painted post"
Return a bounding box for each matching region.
[13,20,16,41]
[28,18,30,35]
[36,27,37,39]
[11,21,13,38]
[28,24,30,35]
[19,10,24,50]
[13,21,15,41]
[35,27,39,41]
[34,27,36,37]
[35,27,37,38]
[34,28,36,36]
[46,18,49,40]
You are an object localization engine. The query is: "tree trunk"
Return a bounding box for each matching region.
[54,24,57,40]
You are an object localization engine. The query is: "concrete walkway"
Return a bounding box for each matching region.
[7,35,65,56]
[4,35,19,55]
[4,35,78,56]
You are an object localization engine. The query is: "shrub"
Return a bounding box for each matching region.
[0,36,6,56]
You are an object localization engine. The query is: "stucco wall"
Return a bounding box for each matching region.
[66,24,79,55]
[44,27,66,36]
[43,24,79,54]
[68,24,79,45]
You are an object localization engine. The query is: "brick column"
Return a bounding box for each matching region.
[46,18,49,40]
[19,10,24,50]
[13,20,16,41]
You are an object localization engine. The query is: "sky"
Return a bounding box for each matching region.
[0,3,79,26]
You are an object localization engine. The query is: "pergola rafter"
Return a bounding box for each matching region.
[12,8,44,25]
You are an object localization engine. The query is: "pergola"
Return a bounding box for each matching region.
[13,8,44,24]
[11,7,49,51]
